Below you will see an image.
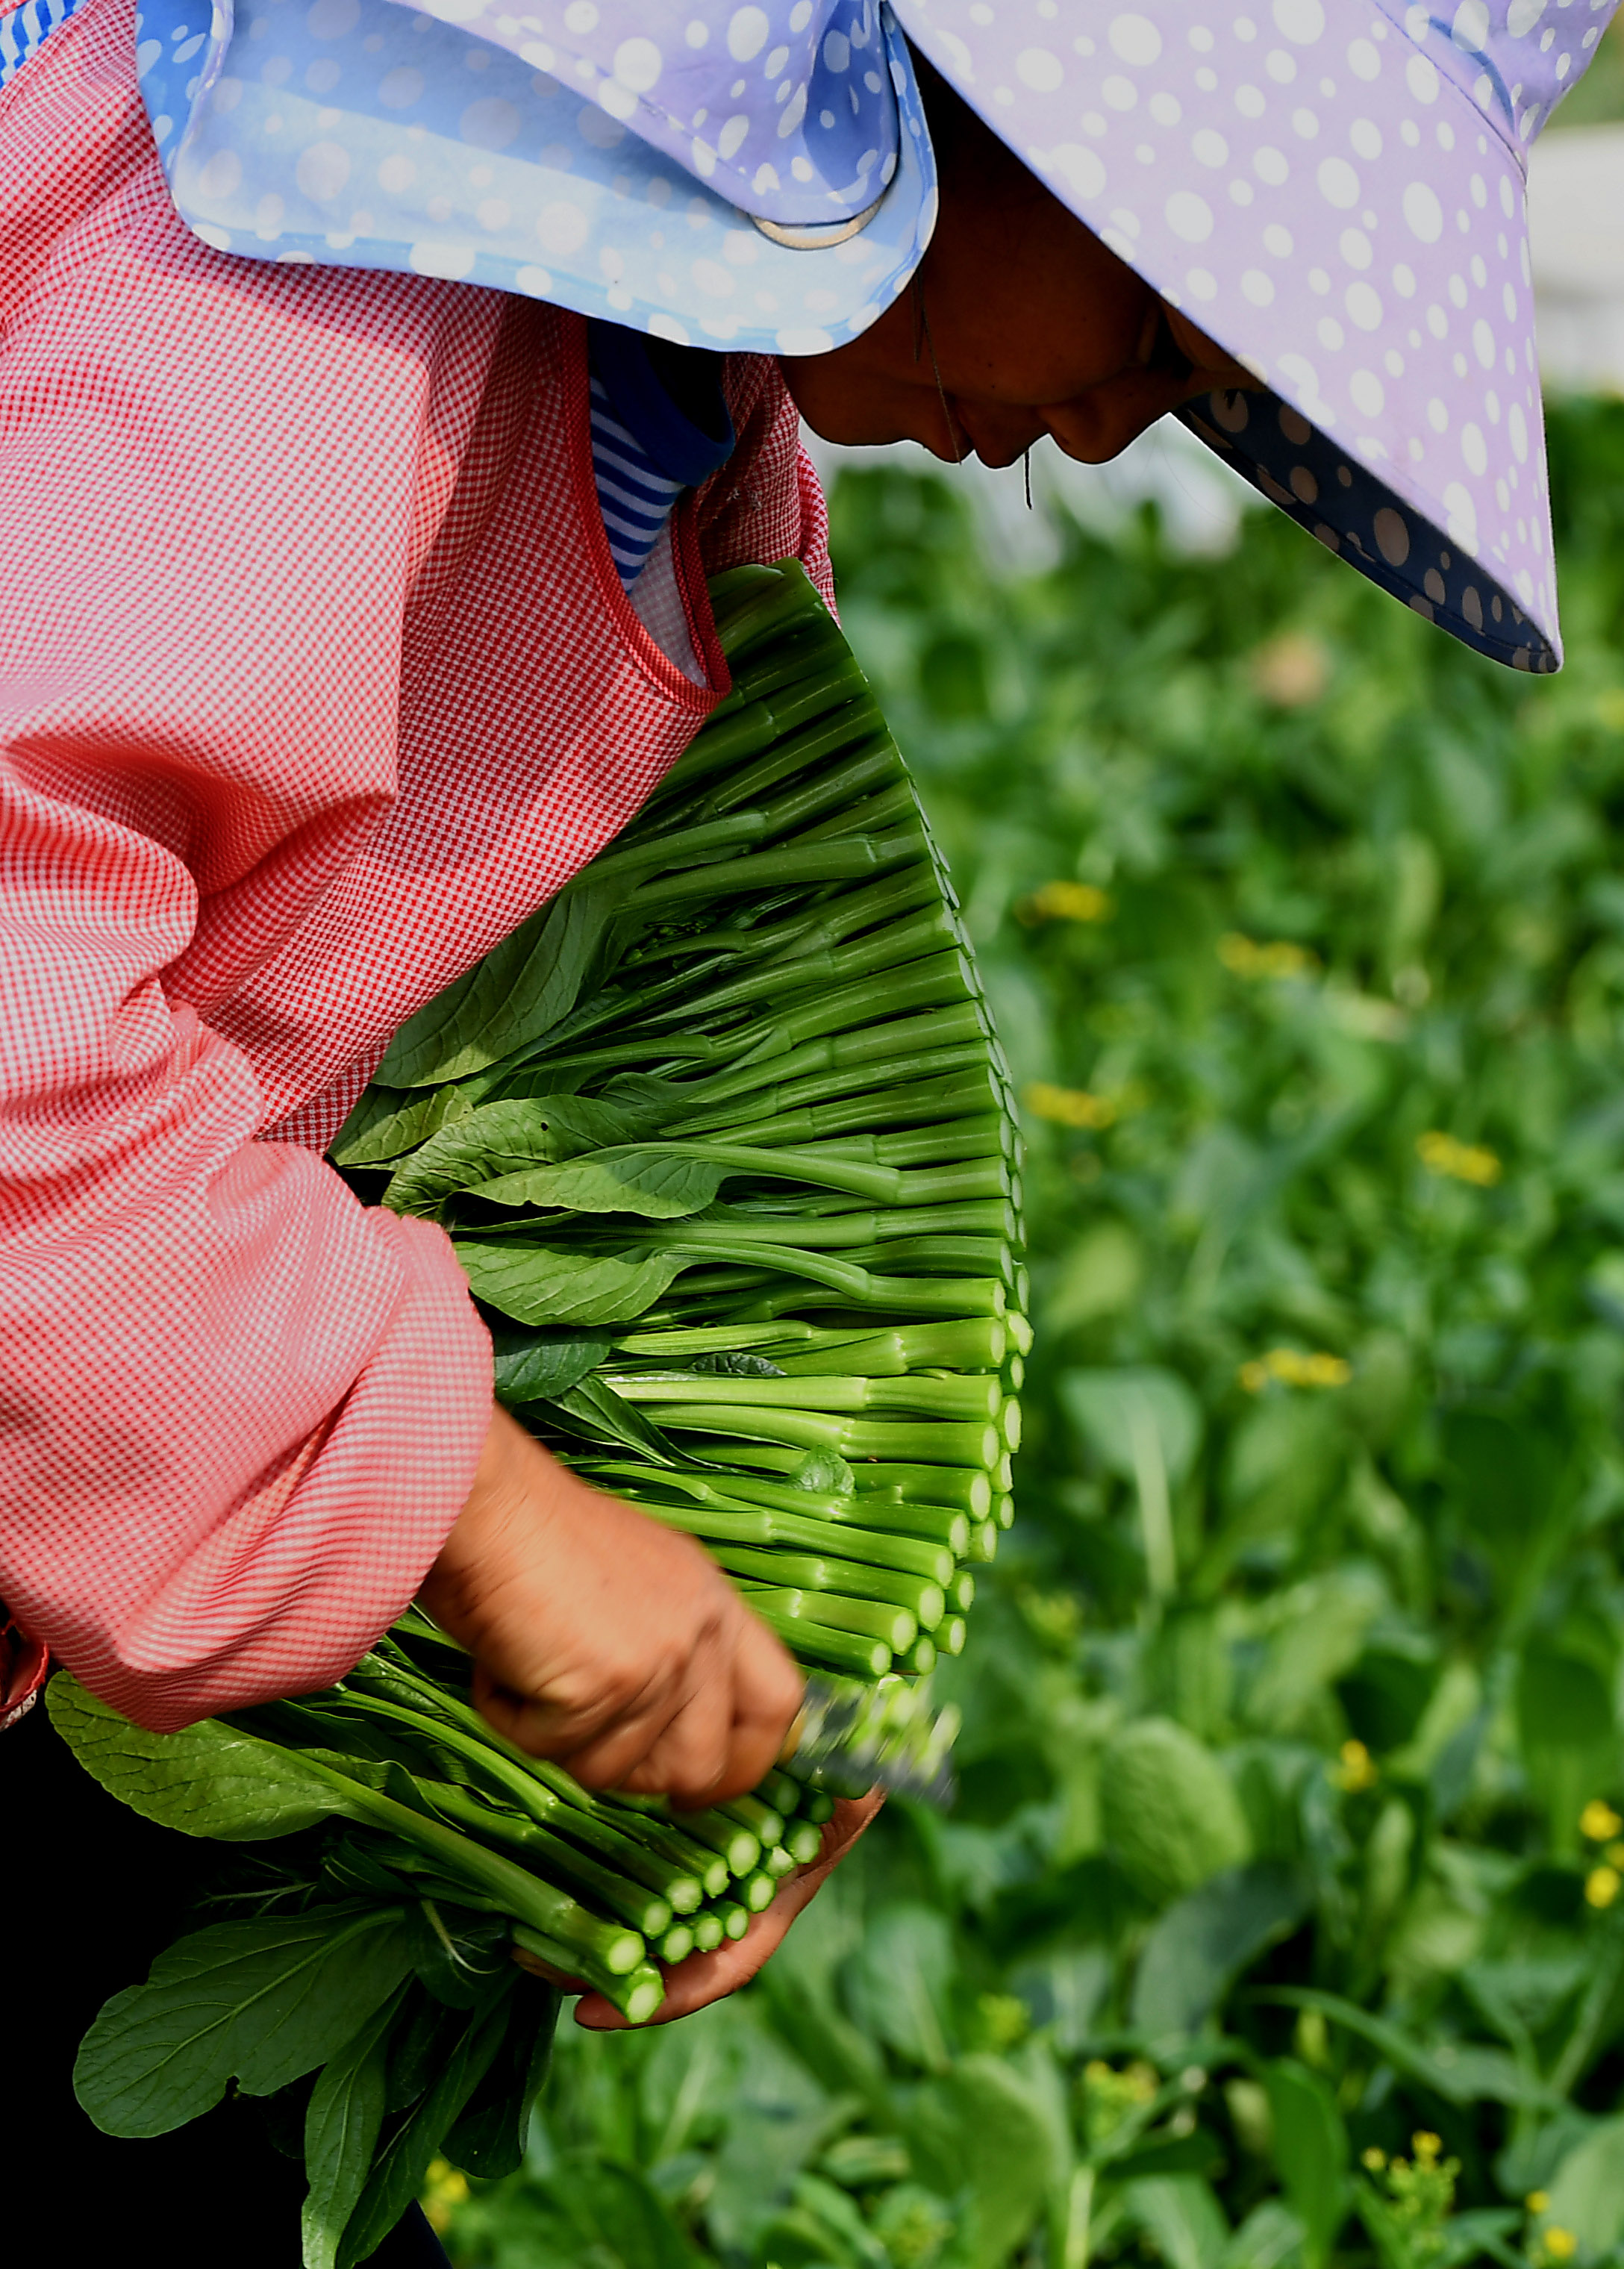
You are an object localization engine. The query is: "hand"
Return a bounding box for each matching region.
[511,1792,884,2026]
[419,1405,802,1808]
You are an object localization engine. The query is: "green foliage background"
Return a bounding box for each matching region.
[437,399,1624,2269]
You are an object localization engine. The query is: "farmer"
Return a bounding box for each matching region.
[3,0,1611,2259]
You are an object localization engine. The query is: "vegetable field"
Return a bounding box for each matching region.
[437,399,1624,2269]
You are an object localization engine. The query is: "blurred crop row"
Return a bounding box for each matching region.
[439,400,1624,2269]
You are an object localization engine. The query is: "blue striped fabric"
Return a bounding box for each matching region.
[588,375,687,591]
[0,0,80,88]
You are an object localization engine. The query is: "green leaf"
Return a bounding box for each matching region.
[1119,2176,1228,2269]
[453,1240,683,1327]
[376,875,630,1087]
[1131,1864,1310,2036]
[300,1986,409,2269]
[383,1095,663,1214]
[491,1328,612,1407]
[1262,1988,1561,2109]
[327,1081,478,1169]
[1100,1719,1252,1906]
[906,2054,1067,2269]
[471,1146,725,1219]
[1262,2059,1348,2269]
[840,1901,958,2072]
[1059,1367,1203,1488]
[47,1673,361,1841]
[541,1374,679,1461]
[337,1994,510,2269]
[73,1906,416,2138]
[1545,2114,1624,2256]
[542,2158,710,2269]
[441,1976,561,2179]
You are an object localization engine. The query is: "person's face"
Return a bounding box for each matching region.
[781,126,1255,469]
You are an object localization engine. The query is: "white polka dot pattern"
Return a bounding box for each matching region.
[893,0,1624,670]
[134,0,935,355]
[393,0,895,225]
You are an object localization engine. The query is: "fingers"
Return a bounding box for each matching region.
[425,1409,805,1807]
[574,1793,884,2031]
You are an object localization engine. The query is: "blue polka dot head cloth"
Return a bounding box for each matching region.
[137,0,937,357]
[137,0,1620,670]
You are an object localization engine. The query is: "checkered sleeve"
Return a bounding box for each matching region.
[0,24,498,1729]
[0,766,495,1731]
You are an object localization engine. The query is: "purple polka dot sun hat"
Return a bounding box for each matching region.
[134,0,1619,670]
[893,0,1622,671]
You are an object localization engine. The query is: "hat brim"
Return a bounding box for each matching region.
[891,0,1560,672]
[139,0,936,357]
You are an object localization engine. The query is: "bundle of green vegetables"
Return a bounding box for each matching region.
[51,561,1026,2268]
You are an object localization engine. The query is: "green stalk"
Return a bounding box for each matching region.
[710,1544,945,1629]
[511,1926,664,2022]
[748,1606,892,1679]
[807,1117,1015,1169]
[658,1923,696,1964]
[733,952,978,1062]
[784,1820,824,1866]
[609,1485,958,1585]
[756,1768,805,1817]
[655,1004,987,1117]
[711,728,899,840]
[835,1235,1016,1286]
[692,1911,726,1953]
[856,1464,994,1517]
[937,1617,967,1655]
[681,1071,1002,1148]
[768,1318,1008,1376]
[603,1372,1003,1423]
[763,1845,798,1880]
[336,1673,708,1908]
[718,1794,784,1845]
[716,1902,750,1941]
[666,1045,996,1135]
[969,1520,1000,1563]
[625,833,913,914]
[281,1747,646,1975]
[741,1585,917,1654]
[649,908,960,1026]
[949,1572,976,1613]
[601,1800,759,1879]
[740,1872,778,1913]
[637,1400,1001,1469]
[727,1273,1010,1322]
[422,1780,673,1937]
[617,1198,1014,1255]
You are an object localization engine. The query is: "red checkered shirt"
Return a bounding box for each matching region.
[0,0,834,1731]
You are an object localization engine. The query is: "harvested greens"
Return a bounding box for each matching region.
[51,561,1026,2268]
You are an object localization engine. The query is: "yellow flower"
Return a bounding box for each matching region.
[421,2158,469,2235]
[1362,2148,1388,2172]
[1334,1739,1380,1793]
[1023,1081,1117,1130]
[1021,879,1114,925]
[1581,1799,1623,1843]
[1218,932,1320,980]
[1587,1865,1621,1909]
[1526,2194,1551,2215]
[1251,631,1332,710]
[1413,2132,1442,2165]
[1417,1130,1502,1187]
[1607,1844,1624,1872]
[1545,2229,1578,2262]
[1596,687,1624,734]
[1240,1347,1351,1393]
